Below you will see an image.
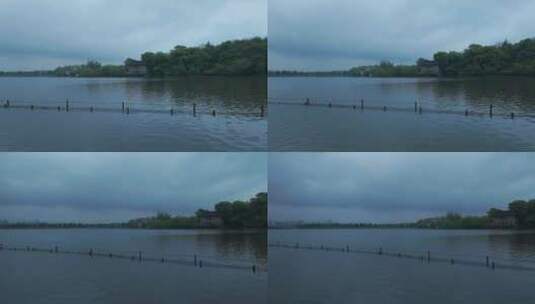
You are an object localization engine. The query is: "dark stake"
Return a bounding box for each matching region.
[89,249,93,257]
[126,107,130,115]
[90,106,94,112]
[419,107,423,114]
[427,250,431,262]
[252,265,256,273]
[212,110,216,116]
[511,112,515,119]
[193,103,197,116]
[109,253,113,258]
[414,101,418,112]
[66,99,69,112]
[54,246,58,253]
[486,256,489,267]
[194,255,197,266]
[57,106,61,111]
[30,105,34,110]
[379,248,383,255]
[383,106,387,112]
[199,260,203,268]
[161,257,165,263]
[6,100,10,108]
[490,104,494,117]
[260,105,265,117]
[353,105,356,110]
[305,98,310,106]
[361,99,364,110]
[170,108,174,115]
[465,109,469,116]
[329,102,332,108]
[451,259,455,264]
[346,245,350,252]
[122,102,125,112]
[492,262,496,270]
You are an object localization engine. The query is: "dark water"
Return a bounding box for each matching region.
[269,77,535,151]
[0,229,267,304]
[269,229,535,304]
[0,77,266,151]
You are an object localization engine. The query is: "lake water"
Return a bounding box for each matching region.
[0,77,266,151]
[269,77,535,151]
[0,229,267,304]
[269,229,535,304]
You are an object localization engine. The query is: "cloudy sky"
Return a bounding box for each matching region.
[0,0,266,71]
[0,153,266,223]
[269,153,535,223]
[269,0,535,71]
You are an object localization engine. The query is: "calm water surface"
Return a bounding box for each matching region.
[269,229,535,304]
[0,77,266,151]
[0,229,267,304]
[269,77,535,151]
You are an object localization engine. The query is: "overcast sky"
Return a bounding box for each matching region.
[0,153,266,223]
[269,153,535,224]
[269,0,535,71]
[0,0,266,71]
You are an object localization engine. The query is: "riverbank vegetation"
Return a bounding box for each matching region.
[272,198,535,230]
[0,37,266,77]
[0,193,267,230]
[270,38,535,78]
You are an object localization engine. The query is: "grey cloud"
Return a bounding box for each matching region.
[269,153,535,223]
[269,0,535,70]
[0,153,267,223]
[0,0,267,70]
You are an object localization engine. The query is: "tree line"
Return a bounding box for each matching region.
[270,38,535,78]
[273,198,535,230]
[0,37,266,77]
[0,193,267,230]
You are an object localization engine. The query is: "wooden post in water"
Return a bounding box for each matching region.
[346,245,350,252]
[193,103,197,116]
[260,105,265,117]
[252,265,256,273]
[305,98,310,106]
[90,106,94,112]
[30,105,34,110]
[414,101,418,112]
[419,106,423,114]
[379,247,383,255]
[54,246,58,253]
[491,261,495,270]
[5,100,10,108]
[361,99,364,110]
[122,102,125,112]
[489,104,493,117]
[465,109,469,116]
[511,112,515,119]
[57,106,61,111]
[212,110,216,117]
[451,258,455,265]
[89,248,93,257]
[383,106,387,112]
[427,250,431,263]
[66,99,69,112]
[170,108,174,116]
[486,256,489,267]
[199,260,203,268]
[161,257,165,263]
[194,254,198,266]
[328,102,332,108]
[126,107,130,115]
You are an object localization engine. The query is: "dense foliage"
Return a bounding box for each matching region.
[141,37,266,76]
[126,192,267,229]
[434,39,535,76]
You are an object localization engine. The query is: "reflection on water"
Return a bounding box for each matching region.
[269,77,535,151]
[0,76,267,151]
[269,229,535,304]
